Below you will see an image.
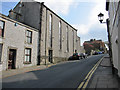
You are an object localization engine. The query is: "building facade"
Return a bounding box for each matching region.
[83,39,106,55]
[0,14,38,70]
[9,1,80,65]
[106,1,120,77]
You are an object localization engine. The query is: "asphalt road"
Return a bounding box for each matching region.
[2,54,104,88]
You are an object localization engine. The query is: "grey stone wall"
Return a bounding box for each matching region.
[108,2,119,76]
[9,1,79,64]
[9,2,41,29]
[0,15,38,70]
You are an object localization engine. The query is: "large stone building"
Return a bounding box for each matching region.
[8,1,81,65]
[0,13,38,70]
[106,1,120,77]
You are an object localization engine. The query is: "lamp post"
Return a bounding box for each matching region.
[98,12,114,74]
[98,13,106,23]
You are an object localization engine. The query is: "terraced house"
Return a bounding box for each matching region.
[0,0,81,70]
[0,14,38,70]
[106,0,120,77]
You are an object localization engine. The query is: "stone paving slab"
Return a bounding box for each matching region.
[87,55,120,89]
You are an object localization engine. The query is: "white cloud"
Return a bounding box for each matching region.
[73,24,90,35]
[74,0,108,36]
[35,0,108,36]
[35,0,77,15]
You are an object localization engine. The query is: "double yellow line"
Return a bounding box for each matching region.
[77,56,104,89]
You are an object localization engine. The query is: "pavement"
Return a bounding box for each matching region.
[87,54,120,89]
[1,63,56,79]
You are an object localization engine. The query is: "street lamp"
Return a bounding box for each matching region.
[98,12,114,74]
[98,13,105,23]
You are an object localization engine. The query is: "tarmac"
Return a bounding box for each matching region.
[1,54,120,89]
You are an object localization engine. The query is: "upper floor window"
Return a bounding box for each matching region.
[72,30,74,53]
[59,21,62,50]
[26,30,32,44]
[49,14,52,48]
[66,26,69,52]
[0,20,5,37]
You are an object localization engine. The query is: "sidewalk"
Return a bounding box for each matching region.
[87,54,120,88]
[1,64,50,79]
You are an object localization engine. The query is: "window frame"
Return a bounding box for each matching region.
[72,30,74,53]
[49,14,52,48]
[59,21,62,50]
[0,20,5,37]
[66,26,69,52]
[26,30,32,44]
[24,48,32,64]
[0,44,3,63]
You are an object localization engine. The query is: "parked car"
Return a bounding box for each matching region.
[68,53,80,60]
[68,53,88,61]
[93,51,103,55]
[93,52,98,55]
[79,53,87,59]
[98,52,103,54]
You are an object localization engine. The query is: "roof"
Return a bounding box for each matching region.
[0,13,38,32]
[13,1,77,31]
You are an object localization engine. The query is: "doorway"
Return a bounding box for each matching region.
[48,50,53,63]
[8,49,16,69]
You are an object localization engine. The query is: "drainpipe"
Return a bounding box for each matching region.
[45,8,47,65]
[37,2,44,65]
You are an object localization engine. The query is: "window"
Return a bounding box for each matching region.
[66,26,69,52]
[72,30,74,53]
[24,48,31,63]
[59,21,62,50]
[0,44,3,63]
[49,14,52,47]
[26,30,32,43]
[0,20,5,37]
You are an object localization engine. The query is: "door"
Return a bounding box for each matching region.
[49,50,53,63]
[8,49,16,69]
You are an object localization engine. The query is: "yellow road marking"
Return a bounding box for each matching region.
[78,63,97,89]
[82,63,99,88]
[78,57,104,89]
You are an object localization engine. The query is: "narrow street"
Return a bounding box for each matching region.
[2,55,104,88]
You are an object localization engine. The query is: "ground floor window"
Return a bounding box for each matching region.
[24,48,31,64]
[0,44,3,63]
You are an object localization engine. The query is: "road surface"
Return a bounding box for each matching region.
[2,54,104,88]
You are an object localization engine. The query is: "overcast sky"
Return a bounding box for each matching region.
[1,0,109,45]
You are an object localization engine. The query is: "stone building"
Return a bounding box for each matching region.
[9,1,81,64]
[0,13,38,70]
[83,39,106,55]
[106,1,120,77]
